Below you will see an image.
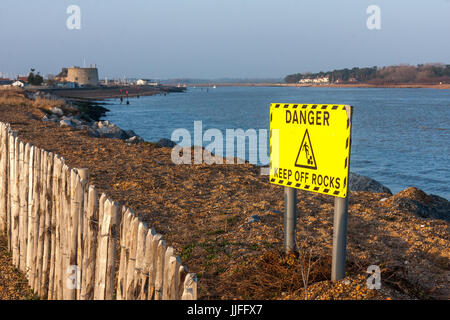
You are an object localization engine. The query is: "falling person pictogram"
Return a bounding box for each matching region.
[295,129,317,170]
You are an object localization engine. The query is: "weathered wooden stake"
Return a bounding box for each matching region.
[105,200,119,300]
[154,239,167,300]
[140,227,156,300]
[134,221,147,299]
[181,273,198,300]
[117,209,131,300]
[82,185,98,300]
[148,233,162,300]
[125,215,139,299]
[162,246,174,299]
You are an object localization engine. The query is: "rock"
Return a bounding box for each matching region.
[59,119,74,127]
[97,120,111,129]
[85,126,100,138]
[125,136,144,144]
[349,172,392,195]
[247,215,260,223]
[155,138,176,148]
[269,209,282,215]
[124,130,138,139]
[96,122,128,139]
[60,115,87,127]
[69,118,81,126]
[382,187,450,221]
[50,107,64,116]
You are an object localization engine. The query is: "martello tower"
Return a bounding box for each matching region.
[65,64,99,86]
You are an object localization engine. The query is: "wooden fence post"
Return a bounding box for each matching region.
[40,152,53,298]
[7,131,17,252]
[76,168,88,299]
[35,149,47,295]
[25,145,34,280]
[140,227,156,300]
[181,273,198,300]
[48,153,58,300]
[6,129,11,249]
[148,232,162,300]
[29,147,40,290]
[134,221,147,299]
[82,185,98,300]
[11,137,20,267]
[53,155,63,300]
[168,255,182,300]
[21,143,30,273]
[125,214,138,300]
[106,200,119,300]
[0,123,8,235]
[18,141,27,272]
[67,169,82,299]
[117,209,132,300]
[62,164,71,300]
[162,246,174,299]
[177,265,189,300]
[154,239,167,300]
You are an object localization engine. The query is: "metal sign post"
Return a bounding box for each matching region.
[331,194,349,281]
[284,186,297,254]
[332,108,352,281]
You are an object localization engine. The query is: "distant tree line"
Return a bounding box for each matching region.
[285,64,450,84]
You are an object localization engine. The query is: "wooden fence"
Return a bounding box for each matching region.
[0,122,197,300]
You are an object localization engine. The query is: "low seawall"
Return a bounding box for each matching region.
[33,85,186,101]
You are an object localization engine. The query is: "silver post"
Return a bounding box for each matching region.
[332,104,353,281]
[331,195,349,281]
[284,186,297,254]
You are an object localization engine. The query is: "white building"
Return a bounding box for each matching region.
[136,79,147,86]
[299,76,329,84]
[12,81,25,87]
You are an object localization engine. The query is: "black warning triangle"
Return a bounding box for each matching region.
[295,129,317,170]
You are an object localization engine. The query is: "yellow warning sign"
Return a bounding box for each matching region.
[269,103,353,198]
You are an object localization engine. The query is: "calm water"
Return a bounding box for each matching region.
[104,87,450,199]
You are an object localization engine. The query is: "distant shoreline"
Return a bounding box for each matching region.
[27,85,186,101]
[184,83,450,89]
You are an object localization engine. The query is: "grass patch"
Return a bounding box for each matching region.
[218,250,331,299]
[206,229,225,236]
[181,242,196,261]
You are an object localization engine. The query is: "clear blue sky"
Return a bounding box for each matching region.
[0,0,449,79]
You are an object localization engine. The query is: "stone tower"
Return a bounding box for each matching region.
[66,65,99,86]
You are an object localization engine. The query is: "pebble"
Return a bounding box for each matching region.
[247,215,261,223]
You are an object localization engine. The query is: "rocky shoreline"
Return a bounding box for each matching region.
[35,91,180,148]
